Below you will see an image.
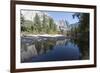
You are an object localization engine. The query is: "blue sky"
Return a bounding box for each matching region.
[45,11,79,24]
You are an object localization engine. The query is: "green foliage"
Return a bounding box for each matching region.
[42,13,48,33]
[72,13,89,59]
[20,13,25,32]
[48,18,57,33]
[33,13,41,33]
[21,13,58,34]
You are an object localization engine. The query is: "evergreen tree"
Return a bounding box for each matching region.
[34,13,41,33]
[42,14,48,33]
[73,13,89,59]
[49,18,57,33]
[21,13,26,32]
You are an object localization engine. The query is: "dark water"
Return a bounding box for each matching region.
[31,42,80,62]
[21,36,81,63]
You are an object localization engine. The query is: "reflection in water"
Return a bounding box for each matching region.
[70,36,89,60]
[21,36,88,63]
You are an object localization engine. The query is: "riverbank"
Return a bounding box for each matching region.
[21,34,66,37]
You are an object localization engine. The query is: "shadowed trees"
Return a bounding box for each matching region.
[72,13,89,59]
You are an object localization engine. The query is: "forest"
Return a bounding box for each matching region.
[21,11,89,60]
[21,13,58,34]
[71,13,90,59]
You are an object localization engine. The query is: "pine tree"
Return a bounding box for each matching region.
[73,13,89,59]
[49,18,57,33]
[34,13,41,33]
[21,13,26,32]
[42,14,48,33]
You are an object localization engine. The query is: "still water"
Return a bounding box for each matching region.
[21,36,81,63]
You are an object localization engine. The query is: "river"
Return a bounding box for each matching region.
[21,35,81,63]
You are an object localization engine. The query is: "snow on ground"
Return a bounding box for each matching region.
[24,34,65,37]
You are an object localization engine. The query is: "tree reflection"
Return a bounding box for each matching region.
[72,13,89,59]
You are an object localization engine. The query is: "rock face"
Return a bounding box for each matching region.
[56,39,68,45]
[21,44,38,62]
[21,36,38,62]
